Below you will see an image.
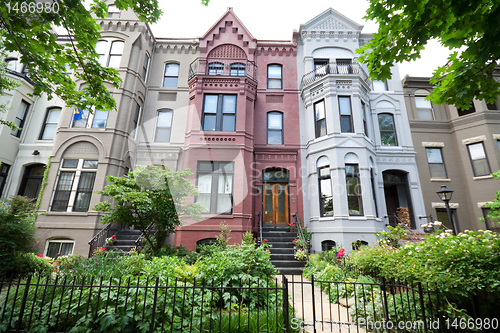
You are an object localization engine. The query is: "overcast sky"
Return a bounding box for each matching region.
[150,0,450,78]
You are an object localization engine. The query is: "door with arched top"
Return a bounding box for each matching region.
[262,168,289,226]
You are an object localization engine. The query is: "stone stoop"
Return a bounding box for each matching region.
[401,231,427,245]
[263,224,306,275]
[105,229,142,253]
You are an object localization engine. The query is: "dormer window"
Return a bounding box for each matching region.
[107,4,120,18]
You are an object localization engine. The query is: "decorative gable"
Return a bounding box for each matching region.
[312,17,349,30]
[299,8,364,42]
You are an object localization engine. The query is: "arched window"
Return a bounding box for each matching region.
[317,156,333,216]
[208,62,224,75]
[267,112,283,144]
[378,113,397,146]
[352,240,368,251]
[230,63,246,76]
[163,63,180,87]
[321,240,336,252]
[39,107,62,140]
[155,109,173,142]
[267,64,282,89]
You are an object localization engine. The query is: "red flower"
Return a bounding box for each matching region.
[111,235,116,239]
[37,253,43,257]
[292,239,298,243]
[265,249,270,252]
[263,238,268,242]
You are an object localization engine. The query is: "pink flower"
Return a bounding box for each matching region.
[263,238,268,242]
[102,247,106,251]
[292,239,298,243]
[37,253,43,257]
[265,249,270,252]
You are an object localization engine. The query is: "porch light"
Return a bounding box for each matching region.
[436,185,453,201]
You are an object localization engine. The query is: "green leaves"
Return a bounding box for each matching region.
[359,0,500,108]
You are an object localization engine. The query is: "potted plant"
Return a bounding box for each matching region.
[294,249,307,261]
[287,221,296,232]
[105,234,117,245]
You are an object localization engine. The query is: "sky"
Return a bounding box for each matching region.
[150,0,451,78]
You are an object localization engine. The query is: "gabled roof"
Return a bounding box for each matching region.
[299,8,364,33]
[200,7,255,41]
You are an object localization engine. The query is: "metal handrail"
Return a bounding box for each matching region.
[293,212,308,254]
[386,214,422,243]
[299,61,370,90]
[88,223,116,257]
[135,222,157,247]
[188,57,258,82]
[257,212,263,247]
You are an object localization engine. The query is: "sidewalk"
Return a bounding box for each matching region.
[277,275,367,333]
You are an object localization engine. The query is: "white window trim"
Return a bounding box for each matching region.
[422,142,444,147]
[96,39,124,68]
[43,239,75,258]
[462,135,487,145]
[432,202,459,209]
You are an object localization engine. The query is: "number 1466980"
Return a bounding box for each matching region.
[6,1,60,14]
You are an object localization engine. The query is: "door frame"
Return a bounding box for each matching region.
[261,168,290,226]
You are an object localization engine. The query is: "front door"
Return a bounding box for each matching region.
[263,183,289,226]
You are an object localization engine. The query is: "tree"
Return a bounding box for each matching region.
[480,171,500,226]
[94,165,204,253]
[0,0,208,117]
[358,0,500,109]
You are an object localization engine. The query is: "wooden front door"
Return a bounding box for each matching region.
[263,183,289,226]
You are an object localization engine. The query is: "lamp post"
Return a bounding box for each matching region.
[436,185,456,235]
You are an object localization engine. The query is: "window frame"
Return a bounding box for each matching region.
[201,94,237,132]
[466,141,491,177]
[267,111,284,145]
[107,4,120,18]
[317,157,333,217]
[195,161,234,215]
[0,163,11,198]
[486,100,498,110]
[230,62,246,76]
[372,80,388,91]
[50,159,98,212]
[338,96,354,133]
[267,64,282,90]
[361,101,369,137]
[130,102,142,138]
[163,62,180,87]
[208,62,224,75]
[482,208,500,233]
[314,99,327,138]
[155,109,173,142]
[314,59,329,76]
[415,96,435,120]
[346,164,363,216]
[39,107,62,140]
[378,113,398,146]
[44,238,75,258]
[458,103,476,116]
[96,39,124,68]
[5,57,20,72]
[11,100,30,138]
[142,53,150,81]
[425,147,448,179]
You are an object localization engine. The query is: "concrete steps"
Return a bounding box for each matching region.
[105,229,142,253]
[263,224,306,275]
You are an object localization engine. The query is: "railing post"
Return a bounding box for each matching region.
[417,282,429,333]
[15,275,31,331]
[149,277,159,333]
[258,212,263,246]
[381,277,390,333]
[311,274,316,333]
[282,275,290,333]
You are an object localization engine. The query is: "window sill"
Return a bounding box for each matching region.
[473,175,494,181]
[45,211,99,216]
[430,178,451,182]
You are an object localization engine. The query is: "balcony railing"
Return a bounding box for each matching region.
[300,61,369,90]
[188,57,257,82]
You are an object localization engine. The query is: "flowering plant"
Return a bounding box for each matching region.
[292,238,306,250]
[294,249,307,261]
[105,235,117,245]
[336,248,345,262]
[287,221,296,229]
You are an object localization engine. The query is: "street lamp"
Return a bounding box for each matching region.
[436,185,456,235]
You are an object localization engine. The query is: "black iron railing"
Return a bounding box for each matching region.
[88,223,120,257]
[257,212,263,247]
[292,212,308,255]
[188,57,258,82]
[135,222,158,247]
[300,61,369,90]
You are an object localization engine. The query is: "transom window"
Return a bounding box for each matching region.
[378,113,397,146]
[267,65,282,89]
[267,112,283,145]
[51,159,98,212]
[96,40,124,68]
[426,148,447,179]
[11,100,30,138]
[163,63,180,87]
[339,96,353,133]
[202,94,236,131]
[314,100,327,138]
[467,142,491,177]
[155,110,173,142]
[415,96,434,120]
[196,162,234,215]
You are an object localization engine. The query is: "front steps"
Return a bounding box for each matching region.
[263,224,306,275]
[105,229,142,253]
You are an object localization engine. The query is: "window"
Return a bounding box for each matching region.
[71,107,90,128]
[370,167,378,217]
[352,240,368,251]
[425,148,447,179]
[378,113,397,146]
[321,240,336,252]
[482,208,500,233]
[107,4,120,18]
[415,96,434,120]
[208,62,224,75]
[317,157,333,217]
[163,63,179,87]
[314,59,329,76]
[45,238,74,258]
[0,163,10,198]
[51,159,97,212]
[38,108,61,140]
[18,164,45,199]
[436,208,459,231]
[486,100,498,110]
[5,58,20,72]
[467,142,491,177]
[155,110,173,142]
[202,94,236,131]
[91,109,109,128]
[346,164,363,216]
[372,80,388,91]
[196,162,234,214]
[11,100,30,138]
[72,105,109,129]
[267,112,283,144]
[458,103,476,116]
[361,101,368,136]
[230,63,246,76]
[130,102,141,137]
[314,100,327,138]
[497,140,500,152]
[267,65,282,89]
[339,96,353,133]
[142,53,150,81]
[96,40,124,68]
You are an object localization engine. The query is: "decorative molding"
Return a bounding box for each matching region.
[430,178,451,182]
[312,17,349,30]
[136,152,179,160]
[422,142,444,147]
[432,202,459,209]
[477,202,491,208]
[202,78,240,88]
[473,175,494,181]
[375,156,415,163]
[336,80,352,90]
[338,138,363,148]
[255,153,297,161]
[462,135,487,145]
[492,134,500,140]
[63,142,99,158]
[155,43,199,55]
[201,136,236,142]
[208,44,247,59]
[310,84,324,98]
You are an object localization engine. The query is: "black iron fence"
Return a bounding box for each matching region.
[300,61,370,90]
